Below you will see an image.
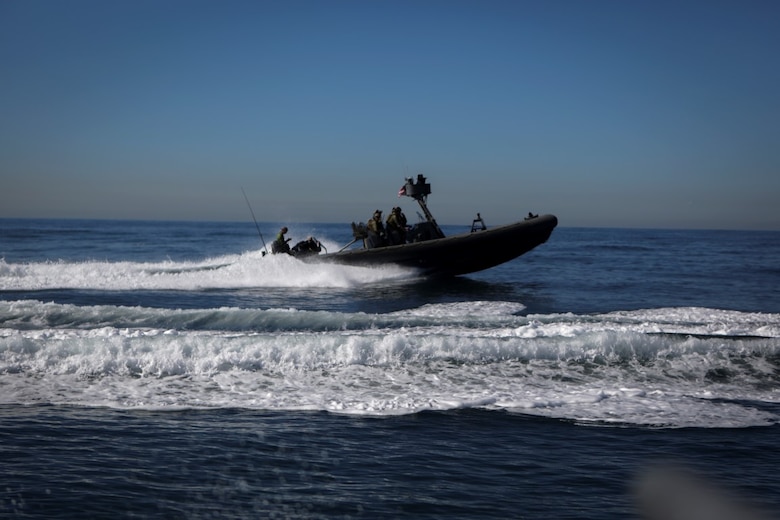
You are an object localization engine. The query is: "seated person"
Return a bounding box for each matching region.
[366,210,387,248]
[271,226,291,254]
[386,207,408,245]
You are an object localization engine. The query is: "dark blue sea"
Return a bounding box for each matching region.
[2,218,779,519]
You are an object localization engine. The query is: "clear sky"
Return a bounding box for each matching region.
[1,0,778,230]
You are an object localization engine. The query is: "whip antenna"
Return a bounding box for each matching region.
[241,187,268,255]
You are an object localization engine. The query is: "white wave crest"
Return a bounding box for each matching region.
[2,303,779,427]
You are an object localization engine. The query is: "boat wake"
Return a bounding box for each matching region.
[0,251,417,291]
[1,299,779,428]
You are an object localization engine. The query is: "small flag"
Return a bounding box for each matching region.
[398,185,406,197]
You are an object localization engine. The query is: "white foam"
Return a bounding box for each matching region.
[394,301,527,318]
[1,302,779,427]
[0,253,415,291]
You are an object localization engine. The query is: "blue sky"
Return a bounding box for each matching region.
[1,0,778,229]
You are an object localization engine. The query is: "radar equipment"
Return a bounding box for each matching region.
[401,174,445,240]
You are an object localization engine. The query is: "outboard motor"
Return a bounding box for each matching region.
[290,237,322,257]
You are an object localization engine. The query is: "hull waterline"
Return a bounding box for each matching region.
[303,214,558,277]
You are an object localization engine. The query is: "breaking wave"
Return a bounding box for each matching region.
[2,299,779,428]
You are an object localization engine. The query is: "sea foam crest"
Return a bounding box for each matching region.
[2,321,778,427]
[2,299,780,337]
[2,300,779,426]
[393,300,527,318]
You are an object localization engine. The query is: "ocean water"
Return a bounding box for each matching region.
[1,218,779,519]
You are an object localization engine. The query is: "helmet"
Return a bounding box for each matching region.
[281,226,288,233]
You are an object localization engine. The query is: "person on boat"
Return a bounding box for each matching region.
[271,226,291,254]
[366,210,387,248]
[385,206,408,245]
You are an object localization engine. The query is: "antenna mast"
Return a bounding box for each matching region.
[401,174,444,239]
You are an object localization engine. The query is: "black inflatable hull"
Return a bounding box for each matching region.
[302,214,558,277]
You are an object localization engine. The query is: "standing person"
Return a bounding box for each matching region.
[366,210,386,248]
[271,226,291,254]
[386,207,408,245]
